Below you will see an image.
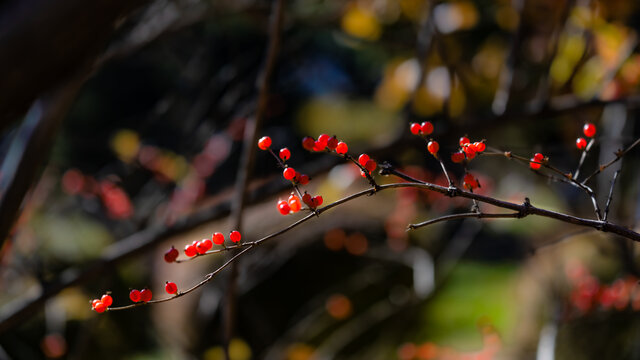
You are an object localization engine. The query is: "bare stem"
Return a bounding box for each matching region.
[582,137,640,184]
[573,138,595,180]
[603,169,621,222]
[407,212,521,230]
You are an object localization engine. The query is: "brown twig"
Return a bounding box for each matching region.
[407,212,521,230]
[582,137,640,184]
[603,169,620,222]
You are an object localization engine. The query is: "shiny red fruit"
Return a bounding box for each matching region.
[212,232,225,245]
[258,136,272,150]
[101,294,113,307]
[364,159,377,172]
[358,154,370,167]
[576,137,587,150]
[279,148,291,161]
[451,152,465,163]
[410,123,421,135]
[283,167,296,180]
[327,136,339,150]
[459,137,470,146]
[302,137,315,151]
[165,282,178,295]
[336,141,348,155]
[129,289,141,303]
[184,243,197,257]
[140,288,152,302]
[427,141,439,155]
[421,122,434,135]
[164,246,179,263]
[583,123,596,138]
[229,231,241,243]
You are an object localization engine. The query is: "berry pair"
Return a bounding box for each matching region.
[409,122,434,136]
[358,154,377,176]
[130,288,152,303]
[302,193,323,209]
[302,134,348,155]
[277,193,302,215]
[91,294,113,313]
[576,123,596,150]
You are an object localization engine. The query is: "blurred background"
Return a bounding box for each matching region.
[1,0,640,359]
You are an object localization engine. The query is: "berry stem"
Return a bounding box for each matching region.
[573,137,595,180]
[407,211,521,230]
[603,169,620,222]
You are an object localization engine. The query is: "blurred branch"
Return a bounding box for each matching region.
[224,0,285,352]
[0,73,88,252]
[0,0,148,131]
[491,0,526,115]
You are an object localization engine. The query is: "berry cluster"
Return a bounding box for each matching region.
[357,153,377,177]
[129,288,152,303]
[259,136,311,185]
[277,193,302,215]
[301,134,347,154]
[409,122,440,157]
[302,192,323,209]
[575,123,596,150]
[565,262,640,314]
[451,137,486,163]
[397,325,501,360]
[463,173,480,190]
[91,294,113,313]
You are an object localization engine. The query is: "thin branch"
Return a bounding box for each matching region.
[490,149,602,220]
[107,246,253,311]
[78,175,640,312]
[582,137,640,184]
[603,169,620,222]
[407,212,521,230]
[224,0,285,354]
[573,138,595,180]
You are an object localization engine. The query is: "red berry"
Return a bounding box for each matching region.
[410,123,421,135]
[336,141,348,155]
[279,148,291,161]
[165,281,178,295]
[327,136,339,150]
[358,154,370,167]
[201,239,213,251]
[164,246,179,263]
[184,243,197,257]
[360,170,368,178]
[283,167,296,180]
[298,174,310,185]
[583,123,596,138]
[463,144,476,157]
[451,151,465,163]
[288,194,301,212]
[313,195,323,206]
[129,289,141,303]
[302,137,315,151]
[258,136,272,150]
[364,159,377,172]
[94,301,107,313]
[421,122,434,135]
[196,241,208,254]
[533,153,544,161]
[473,142,486,153]
[529,158,542,170]
[230,230,241,243]
[302,193,312,207]
[140,288,152,302]
[459,137,470,147]
[277,200,290,215]
[463,173,479,190]
[212,232,225,245]
[576,137,587,150]
[317,134,330,146]
[427,141,439,155]
[313,141,326,152]
[101,294,113,307]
